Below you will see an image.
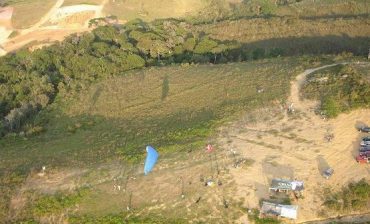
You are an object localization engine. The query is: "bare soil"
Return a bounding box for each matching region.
[218,63,370,223]
[2,0,109,53]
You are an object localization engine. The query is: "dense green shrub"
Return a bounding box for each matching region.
[302,65,370,118]
[321,96,340,118]
[323,179,370,213]
[33,188,89,216]
[247,208,281,224]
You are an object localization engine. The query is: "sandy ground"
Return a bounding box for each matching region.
[1,0,109,54]
[0,7,14,54]
[218,63,370,223]
[2,28,89,52]
[21,0,65,35]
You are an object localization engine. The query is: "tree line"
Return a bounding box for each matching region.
[0,18,290,136]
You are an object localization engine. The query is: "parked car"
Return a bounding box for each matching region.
[356,155,370,164]
[359,145,370,153]
[360,136,370,146]
[358,126,370,133]
[359,151,370,157]
[323,168,334,179]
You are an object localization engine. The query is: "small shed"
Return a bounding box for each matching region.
[261,201,298,220]
[269,178,304,193]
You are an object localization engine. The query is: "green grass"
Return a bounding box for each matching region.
[33,188,90,216]
[0,59,299,168]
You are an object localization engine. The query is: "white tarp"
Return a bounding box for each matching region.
[291,181,304,191]
[281,205,298,219]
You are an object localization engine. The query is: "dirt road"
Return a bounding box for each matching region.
[2,0,111,54]
[289,63,348,109]
[19,0,65,35]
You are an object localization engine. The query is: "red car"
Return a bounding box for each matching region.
[356,155,370,164]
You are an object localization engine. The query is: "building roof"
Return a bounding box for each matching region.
[261,201,298,219]
[269,178,304,191]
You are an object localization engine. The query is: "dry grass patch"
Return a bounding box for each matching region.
[62,0,103,6]
[10,0,55,29]
[103,0,207,21]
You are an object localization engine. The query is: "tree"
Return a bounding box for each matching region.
[183,37,196,52]
[211,44,227,63]
[194,37,218,54]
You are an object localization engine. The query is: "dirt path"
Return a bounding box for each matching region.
[96,0,109,18]
[303,213,370,224]
[19,0,65,35]
[289,63,347,109]
[2,0,111,54]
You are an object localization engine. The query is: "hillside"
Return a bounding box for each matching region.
[1,0,369,55]
[0,0,370,223]
[1,57,369,223]
[0,58,302,222]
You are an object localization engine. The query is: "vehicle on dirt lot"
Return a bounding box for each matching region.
[360,136,370,146]
[359,146,370,153]
[359,151,370,156]
[356,155,370,164]
[358,126,370,133]
[323,168,334,179]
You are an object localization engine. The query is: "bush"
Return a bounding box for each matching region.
[252,48,265,60]
[25,125,45,136]
[302,65,370,118]
[323,179,370,212]
[33,188,89,216]
[248,208,281,224]
[321,96,340,118]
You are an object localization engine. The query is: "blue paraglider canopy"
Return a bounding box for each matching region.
[144,145,159,175]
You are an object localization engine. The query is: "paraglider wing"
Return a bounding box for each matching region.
[144,146,159,175]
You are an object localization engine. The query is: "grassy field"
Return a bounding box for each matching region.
[254,0,370,17]
[8,0,55,29]
[0,58,304,222]
[103,0,208,21]
[0,58,301,170]
[198,16,370,57]
[275,0,370,17]
[62,0,103,6]
[104,0,370,23]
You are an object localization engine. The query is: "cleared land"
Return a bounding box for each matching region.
[2,0,107,53]
[221,62,370,223]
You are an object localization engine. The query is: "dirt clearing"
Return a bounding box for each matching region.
[217,63,370,222]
